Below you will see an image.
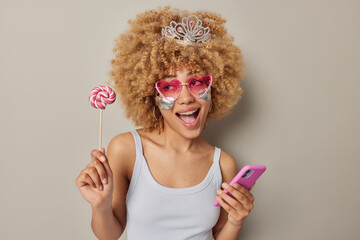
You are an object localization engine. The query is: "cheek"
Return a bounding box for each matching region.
[155,95,174,110]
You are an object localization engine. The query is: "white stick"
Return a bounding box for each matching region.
[99,109,103,151]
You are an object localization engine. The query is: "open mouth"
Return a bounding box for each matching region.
[176,108,200,124]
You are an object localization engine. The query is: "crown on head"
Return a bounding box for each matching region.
[161,15,211,44]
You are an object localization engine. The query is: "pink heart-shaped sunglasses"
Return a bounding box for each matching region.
[155,75,212,102]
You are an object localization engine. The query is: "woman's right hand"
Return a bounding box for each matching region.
[75,148,114,209]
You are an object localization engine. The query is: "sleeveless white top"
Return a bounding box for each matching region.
[125,130,222,240]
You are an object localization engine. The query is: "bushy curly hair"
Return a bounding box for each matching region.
[107,6,245,133]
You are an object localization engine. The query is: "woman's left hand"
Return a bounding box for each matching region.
[215,182,255,226]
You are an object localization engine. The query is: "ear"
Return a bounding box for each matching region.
[154,94,160,107]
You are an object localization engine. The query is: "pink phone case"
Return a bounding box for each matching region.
[213,165,266,207]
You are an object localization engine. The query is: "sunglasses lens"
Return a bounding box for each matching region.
[156,80,180,100]
[189,75,212,97]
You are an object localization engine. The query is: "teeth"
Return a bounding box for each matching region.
[178,109,198,115]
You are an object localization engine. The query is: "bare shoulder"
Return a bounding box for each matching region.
[107,131,136,179]
[219,150,238,183]
[108,131,135,153]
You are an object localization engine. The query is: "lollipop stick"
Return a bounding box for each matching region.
[99,109,103,151]
[89,85,115,151]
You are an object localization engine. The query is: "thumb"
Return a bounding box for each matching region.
[101,147,105,154]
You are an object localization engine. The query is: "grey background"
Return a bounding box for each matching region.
[1,0,359,239]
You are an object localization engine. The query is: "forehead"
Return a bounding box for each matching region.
[164,66,203,77]
[166,65,190,74]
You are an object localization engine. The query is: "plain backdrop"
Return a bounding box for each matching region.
[1,0,359,239]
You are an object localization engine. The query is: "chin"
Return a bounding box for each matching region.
[181,127,202,139]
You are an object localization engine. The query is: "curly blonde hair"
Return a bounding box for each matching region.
[107,6,245,133]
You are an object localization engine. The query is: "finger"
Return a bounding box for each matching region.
[92,159,108,186]
[232,183,255,202]
[217,188,245,211]
[98,152,113,179]
[85,166,103,191]
[83,173,96,188]
[215,194,236,214]
[249,182,256,191]
[91,149,107,163]
[101,158,113,180]
[221,183,251,207]
[76,172,96,188]
[90,150,113,180]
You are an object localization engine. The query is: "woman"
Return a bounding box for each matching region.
[75,6,255,240]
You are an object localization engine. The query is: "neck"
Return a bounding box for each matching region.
[159,123,202,154]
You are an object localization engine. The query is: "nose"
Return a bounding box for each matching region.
[177,83,195,105]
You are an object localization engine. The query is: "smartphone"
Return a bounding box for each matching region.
[213,165,266,207]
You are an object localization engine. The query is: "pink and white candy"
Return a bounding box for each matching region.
[89,85,116,110]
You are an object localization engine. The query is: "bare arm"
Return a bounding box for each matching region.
[212,151,255,239]
[91,132,134,240]
[91,205,123,240]
[213,220,243,240]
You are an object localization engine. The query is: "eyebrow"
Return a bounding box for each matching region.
[164,71,194,78]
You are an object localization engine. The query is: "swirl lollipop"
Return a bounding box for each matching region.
[89,85,116,150]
